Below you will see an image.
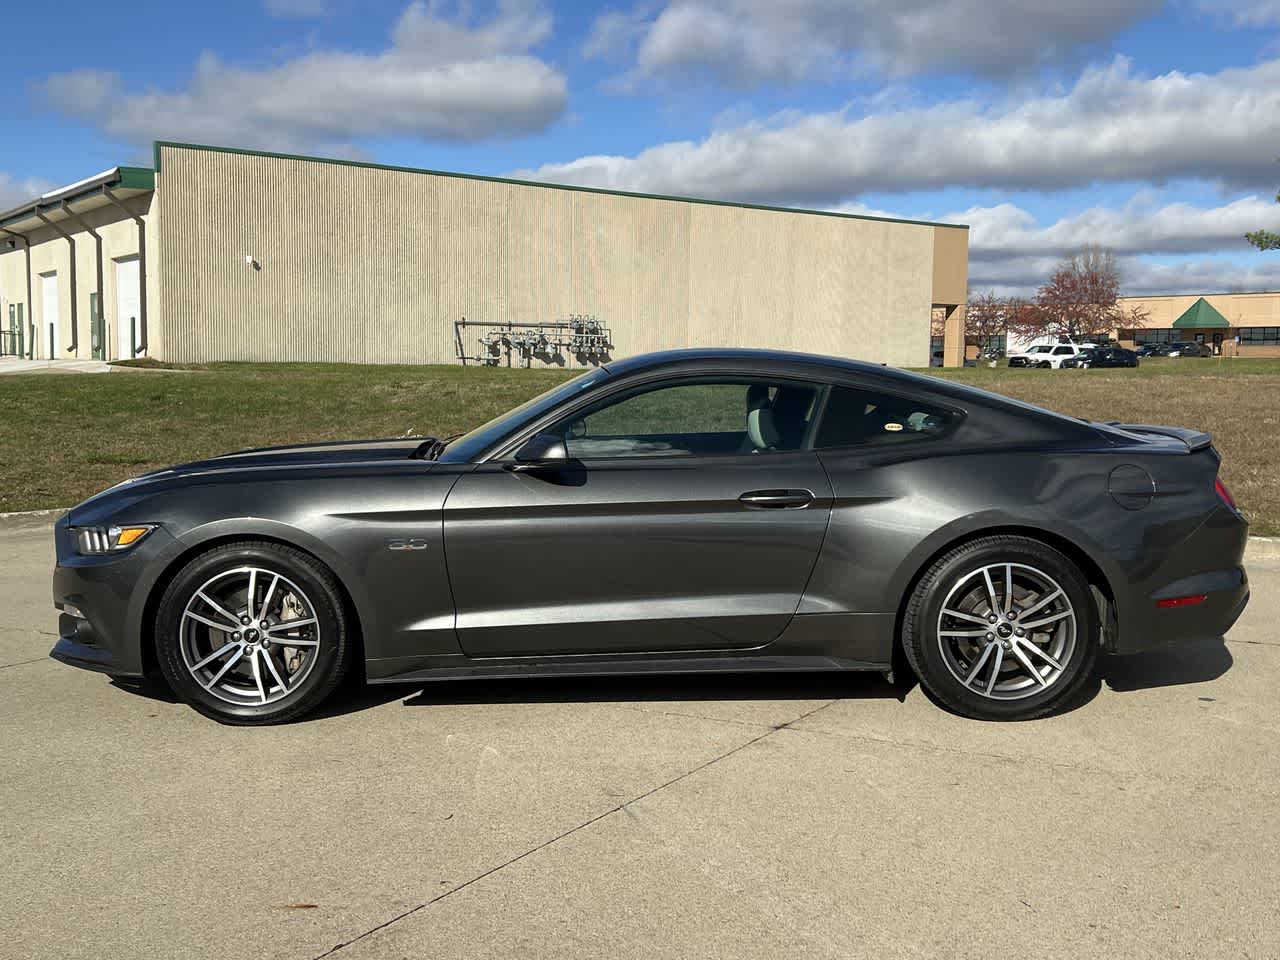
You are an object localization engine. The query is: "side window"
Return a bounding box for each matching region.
[550,378,822,459]
[1053,346,1074,355]
[814,386,957,449]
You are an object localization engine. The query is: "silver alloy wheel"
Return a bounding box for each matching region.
[935,562,1077,701]
[179,566,322,706]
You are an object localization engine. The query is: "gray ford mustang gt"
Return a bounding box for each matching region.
[51,349,1249,724]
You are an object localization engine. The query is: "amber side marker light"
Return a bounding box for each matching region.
[1156,595,1208,609]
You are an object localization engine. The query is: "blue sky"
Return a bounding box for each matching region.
[2,0,1279,294]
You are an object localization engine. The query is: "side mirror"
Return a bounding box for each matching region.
[512,432,568,467]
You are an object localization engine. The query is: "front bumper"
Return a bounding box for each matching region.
[50,515,175,678]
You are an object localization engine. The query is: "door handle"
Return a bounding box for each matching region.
[739,489,814,509]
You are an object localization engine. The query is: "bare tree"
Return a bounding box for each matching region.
[964,292,1014,355]
[1016,245,1147,342]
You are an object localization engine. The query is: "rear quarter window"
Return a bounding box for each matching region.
[814,386,958,449]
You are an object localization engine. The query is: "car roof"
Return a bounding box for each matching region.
[603,347,898,380]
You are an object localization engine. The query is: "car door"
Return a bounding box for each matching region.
[442,375,834,658]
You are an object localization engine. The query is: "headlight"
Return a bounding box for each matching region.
[75,524,156,555]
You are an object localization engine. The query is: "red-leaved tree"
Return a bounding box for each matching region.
[1016,246,1147,342]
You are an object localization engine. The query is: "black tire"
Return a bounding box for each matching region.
[901,536,1098,721]
[154,541,354,725]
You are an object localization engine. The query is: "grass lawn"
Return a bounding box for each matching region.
[0,357,1275,534]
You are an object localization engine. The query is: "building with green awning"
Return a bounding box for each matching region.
[1116,290,1280,357]
[1172,297,1230,331]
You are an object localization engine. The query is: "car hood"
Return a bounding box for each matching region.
[68,437,434,523]
[167,437,432,474]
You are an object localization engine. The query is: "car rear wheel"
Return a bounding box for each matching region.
[155,541,354,725]
[901,536,1098,720]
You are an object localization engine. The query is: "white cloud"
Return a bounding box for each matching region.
[515,57,1280,204]
[1197,0,1280,26]
[583,8,652,61]
[931,195,1280,296]
[586,0,1161,85]
[0,173,55,212]
[958,194,1280,261]
[43,1,567,151]
[968,251,1280,297]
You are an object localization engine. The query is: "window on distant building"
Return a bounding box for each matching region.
[1239,326,1280,345]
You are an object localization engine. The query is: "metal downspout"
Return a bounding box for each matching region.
[60,200,105,361]
[103,188,147,356]
[35,209,80,357]
[1,226,36,358]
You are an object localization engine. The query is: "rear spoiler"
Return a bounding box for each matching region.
[1105,422,1213,451]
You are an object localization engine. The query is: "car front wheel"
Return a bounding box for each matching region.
[901,536,1099,720]
[154,541,354,725]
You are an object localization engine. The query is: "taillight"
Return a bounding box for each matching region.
[1214,476,1238,511]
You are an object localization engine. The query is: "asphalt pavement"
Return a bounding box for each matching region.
[2,514,1277,960]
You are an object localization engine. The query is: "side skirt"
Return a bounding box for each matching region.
[367,653,891,685]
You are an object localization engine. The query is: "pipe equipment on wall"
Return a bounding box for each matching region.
[102,188,147,356]
[59,200,105,361]
[0,226,35,358]
[34,210,80,356]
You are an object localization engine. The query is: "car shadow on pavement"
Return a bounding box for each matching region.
[402,670,913,709]
[107,639,1232,722]
[1097,636,1233,692]
[108,674,416,720]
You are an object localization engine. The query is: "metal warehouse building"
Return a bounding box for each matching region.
[1,142,970,369]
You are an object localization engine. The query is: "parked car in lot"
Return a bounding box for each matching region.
[1168,341,1213,358]
[1061,346,1140,369]
[1136,343,1172,358]
[1008,341,1098,368]
[51,348,1249,725]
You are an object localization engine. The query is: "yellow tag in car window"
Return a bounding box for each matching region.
[885,422,903,432]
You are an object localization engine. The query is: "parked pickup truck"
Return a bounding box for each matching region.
[1007,341,1099,369]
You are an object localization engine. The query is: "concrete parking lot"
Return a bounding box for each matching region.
[2,513,1278,960]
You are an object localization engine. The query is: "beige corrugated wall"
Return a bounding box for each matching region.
[155,145,962,368]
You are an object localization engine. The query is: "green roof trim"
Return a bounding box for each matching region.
[114,166,155,191]
[152,140,969,232]
[1172,297,1230,329]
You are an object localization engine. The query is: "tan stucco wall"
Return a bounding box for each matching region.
[154,145,967,369]
[0,197,153,360]
[1117,291,1280,329]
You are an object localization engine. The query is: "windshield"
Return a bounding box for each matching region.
[438,368,611,463]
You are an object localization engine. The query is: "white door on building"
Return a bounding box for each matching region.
[41,273,60,360]
[115,258,141,359]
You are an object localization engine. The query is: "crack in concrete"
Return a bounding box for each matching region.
[0,625,57,638]
[1226,636,1280,648]
[0,656,52,671]
[312,699,838,958]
